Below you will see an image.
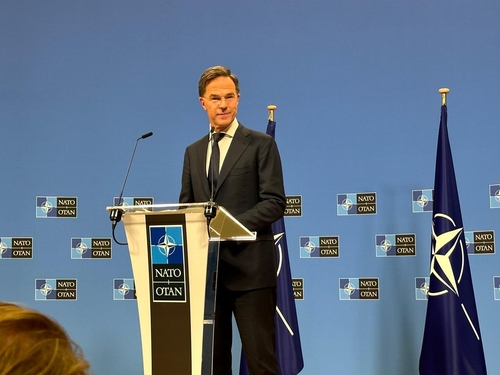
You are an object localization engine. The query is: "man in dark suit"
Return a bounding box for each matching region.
[179,66,286,374]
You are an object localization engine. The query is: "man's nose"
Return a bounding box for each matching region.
[219,98,228,108]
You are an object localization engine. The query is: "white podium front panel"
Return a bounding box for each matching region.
[123,211,208,375]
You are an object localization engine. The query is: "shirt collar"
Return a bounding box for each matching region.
[210,118,238,139]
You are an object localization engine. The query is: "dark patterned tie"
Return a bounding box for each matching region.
[208,132,225,190]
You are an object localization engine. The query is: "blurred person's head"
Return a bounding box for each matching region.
[0,302,90,375]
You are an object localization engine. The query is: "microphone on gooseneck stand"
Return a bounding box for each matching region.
[204,128,218,236]
[109,131,153,245]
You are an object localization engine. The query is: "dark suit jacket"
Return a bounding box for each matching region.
[179,123,286,291]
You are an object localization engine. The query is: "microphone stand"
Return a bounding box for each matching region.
[204,129,217,239]
[110,132,153,245]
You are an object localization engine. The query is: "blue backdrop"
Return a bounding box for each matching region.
[1,1,499,374]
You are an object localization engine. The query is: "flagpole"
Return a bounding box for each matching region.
[419,85,487,375]
[267,105,277,121]
[439,88,450,106]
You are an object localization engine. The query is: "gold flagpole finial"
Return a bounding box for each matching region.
[439,88,450,106]
[267,105,277,121]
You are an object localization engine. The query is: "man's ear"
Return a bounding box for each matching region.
[199,97,207,111]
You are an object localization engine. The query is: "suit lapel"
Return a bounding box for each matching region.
[216,124,251,194]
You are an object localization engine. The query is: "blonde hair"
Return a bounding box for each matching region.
[0,302,91,375]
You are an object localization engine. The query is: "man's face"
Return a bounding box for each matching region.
[199,76,240,132]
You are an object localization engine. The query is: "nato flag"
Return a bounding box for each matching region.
[240,120,304,375]
[419,105,487,374]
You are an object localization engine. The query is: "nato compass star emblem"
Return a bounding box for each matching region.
[0,241,8,255]
[303,240,316,255]
[419,281,429,297]
[341,198,353,211]
[75,242,88,256]
[428,212,481,340]
[157,234,177,264]
[428,213,464,297]
[416,194,430,209]
[117,283,131,296]
[274,230,297,337]
[40,200,53,214]
[275,232,285,276]
[380,239,392,253]
[343,282,356,296]
[39,283,53,297]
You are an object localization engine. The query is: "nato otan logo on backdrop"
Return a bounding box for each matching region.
[412,189,434,213]
[113,278,137,300]
[464,230,495,254]
[35,279,77,300]
[375,234,416,257]
[36,196,77,218]
[299,236,339,258]
[493,277,500,300]
[0,237,33,259]
[71,237,112,259]
[415,277,430,300]
[490,184,500,208]
[113,197,154,206]
[149,224,186,302]
[339,278,379,300]
[284,195,302,217]
[337,192,376,215]
[292,278,304,300]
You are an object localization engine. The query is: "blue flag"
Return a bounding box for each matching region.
[239,120,304,375]
[419,104,487,374]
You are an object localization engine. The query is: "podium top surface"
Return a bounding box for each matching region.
[106,202,256,241]
[106,202,205,214]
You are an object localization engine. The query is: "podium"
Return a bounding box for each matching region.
[106,203,255,375]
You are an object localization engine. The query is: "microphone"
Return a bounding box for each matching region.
[208,128,216,201]
[109,131,153,245]
[204,128,217,233]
